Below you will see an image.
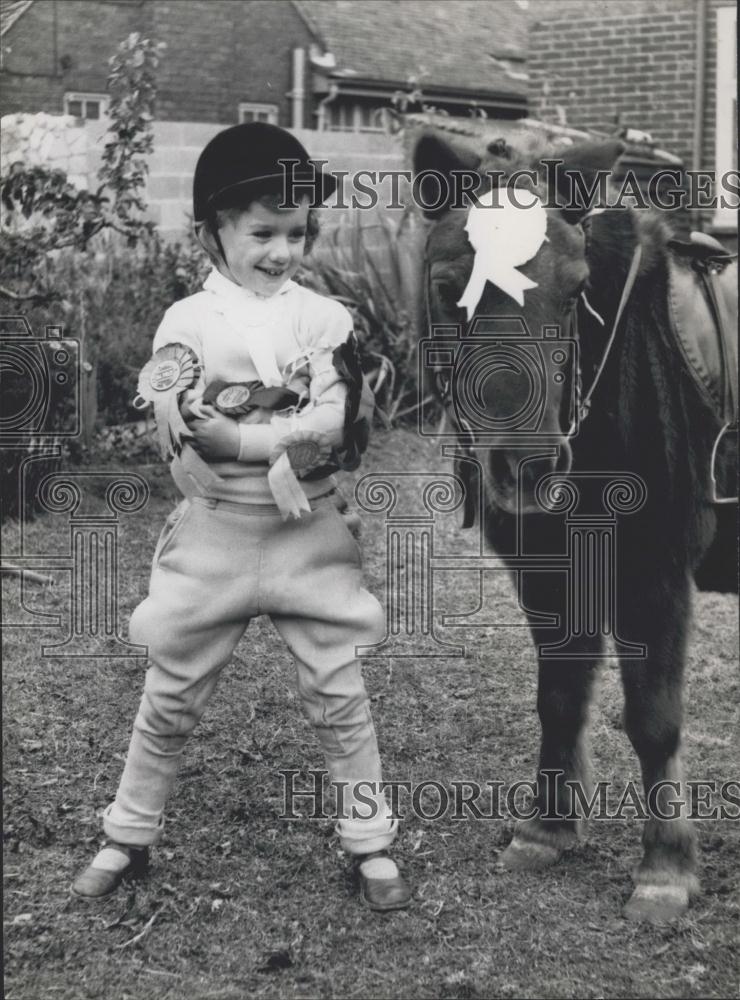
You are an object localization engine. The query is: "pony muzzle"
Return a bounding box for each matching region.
[487,440,573,515]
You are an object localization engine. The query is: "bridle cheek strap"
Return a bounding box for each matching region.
[569,242,643,434]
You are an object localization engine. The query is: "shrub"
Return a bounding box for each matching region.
[25,230,209,426]
[300,208,432,425]
[0,33,168,519]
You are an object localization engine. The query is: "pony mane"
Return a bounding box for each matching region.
[580,204,717,561]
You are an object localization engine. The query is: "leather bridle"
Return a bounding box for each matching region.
[421,225,642,442]
[423,221,739,507]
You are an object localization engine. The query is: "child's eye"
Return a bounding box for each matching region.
[289,230,307,242]
[252,230,272,240]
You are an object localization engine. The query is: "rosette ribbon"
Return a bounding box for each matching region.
[268,430,332,520]
[134,344,200,456]
[202,379,310,417]
[133,344,221,490]
[458,187,548,318]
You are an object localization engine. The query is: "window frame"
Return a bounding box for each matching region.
[64,92,109,121]
[237,102,279,125]
[324,100,388,133]
[713,5,737,231]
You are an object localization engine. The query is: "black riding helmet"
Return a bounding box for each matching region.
[192,122,337,224]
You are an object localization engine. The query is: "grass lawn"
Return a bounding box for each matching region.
[3,428,739,1000]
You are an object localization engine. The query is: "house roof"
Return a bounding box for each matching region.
[0,0,34,37]
[292,0,528,100]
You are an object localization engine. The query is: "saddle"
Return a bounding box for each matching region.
[666,232,738,429]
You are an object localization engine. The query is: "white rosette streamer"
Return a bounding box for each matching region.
[458,187,549,318]
[133,343,221,489]
[268,430,332,520]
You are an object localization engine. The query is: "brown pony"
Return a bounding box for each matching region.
[413,132,736,923]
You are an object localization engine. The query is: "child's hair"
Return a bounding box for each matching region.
[197,188,320,263]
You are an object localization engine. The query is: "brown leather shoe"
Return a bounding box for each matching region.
[71,843,149,899]
[354,851,411,912]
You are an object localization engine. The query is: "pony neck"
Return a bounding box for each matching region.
[585,208,664,316]
[578,207,671,384]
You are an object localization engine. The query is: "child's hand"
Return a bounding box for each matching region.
[180,397,197,422]
[179,388,204,422]
[187,405,240,461]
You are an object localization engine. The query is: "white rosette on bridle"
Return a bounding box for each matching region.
[268,430,332,520]
[458,186,549,318]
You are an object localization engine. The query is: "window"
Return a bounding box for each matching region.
[64,93,109,121]
[321,95,505,132]
[238,103,279,125]
[323,100,386,133]
[713,5,737,230]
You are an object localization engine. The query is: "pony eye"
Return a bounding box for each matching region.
[433,279,460,311]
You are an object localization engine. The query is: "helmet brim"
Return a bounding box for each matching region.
[197,167,338,222]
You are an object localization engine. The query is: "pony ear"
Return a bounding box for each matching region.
[413,133,482,219]
[546,139,625,223]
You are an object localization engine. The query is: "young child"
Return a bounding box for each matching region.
[72,123,410,911]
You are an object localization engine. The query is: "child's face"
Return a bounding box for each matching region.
[217,197,309,296]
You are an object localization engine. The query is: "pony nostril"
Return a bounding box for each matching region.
[490,450,511,484]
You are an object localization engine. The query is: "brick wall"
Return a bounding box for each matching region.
[150,0,314,125]
[0,0,314,126]
[528,0,699,164]
[0,0,146,115]
[144,124,405,239]
[53,119,402,240]
[527,0,736,239]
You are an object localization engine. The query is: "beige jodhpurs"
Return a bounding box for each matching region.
[103,492,395,856]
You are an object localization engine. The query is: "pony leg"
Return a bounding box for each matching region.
[499,573,603,871]
[618,570,698,924]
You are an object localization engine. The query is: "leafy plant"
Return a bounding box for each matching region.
[25,228,210,426]
[300,208,432,425]
[0,33,166,307]
[1,32,170,519]
[98,33,166,226]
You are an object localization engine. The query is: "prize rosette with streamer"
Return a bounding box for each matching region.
[267,429,332,520]
[202,380,255,417]
[202,379,309,417]
[133,344,201,459]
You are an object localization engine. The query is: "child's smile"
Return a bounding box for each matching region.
[217,198,310,296]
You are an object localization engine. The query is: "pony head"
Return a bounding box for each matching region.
[414,132,624,514]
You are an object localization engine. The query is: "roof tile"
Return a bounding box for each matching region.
[294,0,528,98]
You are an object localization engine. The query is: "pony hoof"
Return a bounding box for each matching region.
[497,838,562,872]
[623,884,690,924]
